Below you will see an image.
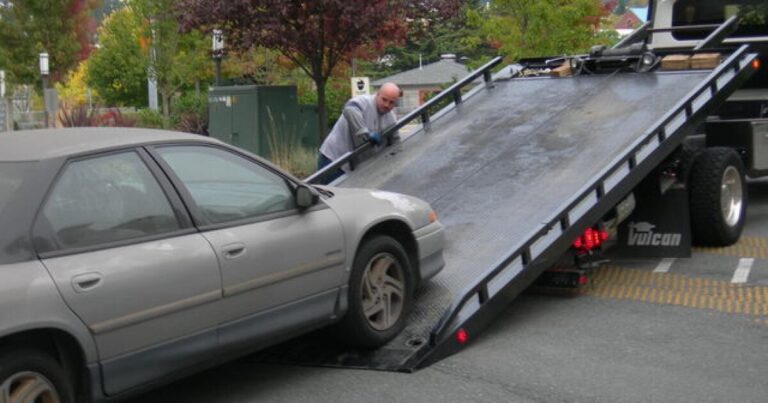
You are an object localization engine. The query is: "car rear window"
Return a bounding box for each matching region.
[672,0,768,40]
[0,162,31,215]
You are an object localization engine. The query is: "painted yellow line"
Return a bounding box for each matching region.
[585,266,768,322]
[693,235,768,259]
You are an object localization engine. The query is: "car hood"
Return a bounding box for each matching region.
[319,186,434,230]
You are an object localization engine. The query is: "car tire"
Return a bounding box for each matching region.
[337,235,414,348]
[0,348,74,403]
[689,147,747,246]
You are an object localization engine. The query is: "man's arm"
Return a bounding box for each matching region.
[342,97,372,142]
[384,111,400,145]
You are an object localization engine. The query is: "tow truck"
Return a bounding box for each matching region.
[262,0,767,371]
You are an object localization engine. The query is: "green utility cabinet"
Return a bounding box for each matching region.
[208,85,319,159]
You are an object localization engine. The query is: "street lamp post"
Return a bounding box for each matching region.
[212,29,224,86]
[0,70,7,132]
[147,22,158,112]
[39,52,49,128]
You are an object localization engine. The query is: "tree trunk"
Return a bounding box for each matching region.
[315,73,328,142]
[161,90,171,129]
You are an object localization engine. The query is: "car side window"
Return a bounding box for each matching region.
[156,146,295,224]
[39,151,182,252]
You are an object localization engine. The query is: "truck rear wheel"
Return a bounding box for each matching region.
[689,147,747,246]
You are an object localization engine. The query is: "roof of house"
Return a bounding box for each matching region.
[372,57,470,87]
[615,11,642,29]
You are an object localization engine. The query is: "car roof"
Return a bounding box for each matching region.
[0,127,221,161]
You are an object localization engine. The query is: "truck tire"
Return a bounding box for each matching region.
[337,235,414,348]
[0,348,75,403]
[689,147,747,246]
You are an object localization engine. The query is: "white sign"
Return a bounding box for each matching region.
[212,29,224,52]
[39,53,49,76]
[351,77,370,97]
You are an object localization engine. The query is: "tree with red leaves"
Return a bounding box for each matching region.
[177,0,462,137]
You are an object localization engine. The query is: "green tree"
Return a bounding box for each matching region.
[55,61,99,107]
[468,0,613,62]
[366,0,497,77]
[221,47,287,86]
[86,1,211,115]
[0,0,99,86]
[86,7,148,107]
[614,0,628,15]
[133,0,211,122]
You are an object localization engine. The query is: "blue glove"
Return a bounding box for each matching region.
[366,131,381,145]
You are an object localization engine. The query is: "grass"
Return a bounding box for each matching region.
[265,107,317,179]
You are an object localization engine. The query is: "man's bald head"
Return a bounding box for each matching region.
[375,82,401,114]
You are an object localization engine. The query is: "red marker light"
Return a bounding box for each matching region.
[753,59,761,70]
[572,227,609,252]
[572,238,583,249]
[591,228,601,246]
[599,230,609,242]
[578,274,589,285]
[583,228,595,250]
[456,328,469,345]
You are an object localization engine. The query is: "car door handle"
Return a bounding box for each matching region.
[222,242,246,259]
[72,272,102,293]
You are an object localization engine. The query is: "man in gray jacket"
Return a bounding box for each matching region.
[317,82,401,184]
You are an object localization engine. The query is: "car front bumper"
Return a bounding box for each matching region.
[413,221,445,282]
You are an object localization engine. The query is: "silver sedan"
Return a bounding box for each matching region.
[0,128,444,403]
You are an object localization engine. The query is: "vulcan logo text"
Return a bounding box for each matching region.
[627,222,682,247]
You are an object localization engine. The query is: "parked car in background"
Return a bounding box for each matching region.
[0,128,444,403]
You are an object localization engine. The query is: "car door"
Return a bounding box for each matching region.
[152,144,346,346]
[34,149,223,396]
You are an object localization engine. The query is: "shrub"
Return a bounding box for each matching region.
[95,109,135,127]
[265,106,316,178]
[59,104,98,127]
[134,109,165,129]
[59,105,135,127]
[171,92,208,135]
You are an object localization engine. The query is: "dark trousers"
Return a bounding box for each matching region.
[316,153,344,185]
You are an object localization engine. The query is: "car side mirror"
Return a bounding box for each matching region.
[296,184,319,209]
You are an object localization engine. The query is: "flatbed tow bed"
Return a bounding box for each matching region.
[258,45,758,371]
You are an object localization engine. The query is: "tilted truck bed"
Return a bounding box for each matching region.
[260,47,757,370]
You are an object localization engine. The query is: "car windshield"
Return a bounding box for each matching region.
[0,162,32,215]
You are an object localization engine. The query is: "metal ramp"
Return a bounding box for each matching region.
[258,46,758,371]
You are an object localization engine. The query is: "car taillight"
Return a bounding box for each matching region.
[753,58,761,70]
[572,227,608,253]
[578,274,589,285]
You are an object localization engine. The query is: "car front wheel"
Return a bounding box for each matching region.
[0,349,74,403]
[337,235,414,348]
